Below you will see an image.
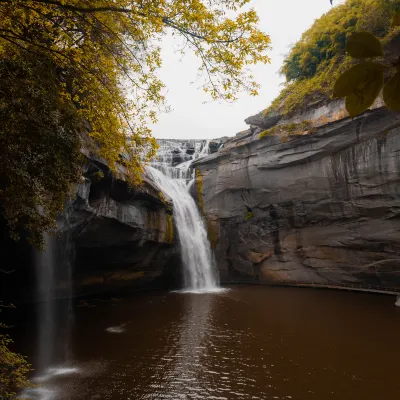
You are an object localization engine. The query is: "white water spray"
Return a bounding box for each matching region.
[147,140,220,291]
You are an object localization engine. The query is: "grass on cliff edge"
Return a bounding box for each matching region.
[265,0,400,117]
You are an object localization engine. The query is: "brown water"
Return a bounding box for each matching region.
[17,286,400,400]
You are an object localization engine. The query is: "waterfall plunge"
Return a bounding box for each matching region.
[147,139,221,292]
[147,166,220,291]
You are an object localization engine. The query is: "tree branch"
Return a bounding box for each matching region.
[0,0,245,44]
[0,0,137,14]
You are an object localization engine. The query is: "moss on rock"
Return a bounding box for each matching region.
[195,169,205,215]
[165,214,174,244]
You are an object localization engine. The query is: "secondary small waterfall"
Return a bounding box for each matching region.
[35,232,74,371]
[22,230,77,399]
[147,139,219,291]
[36,234,55,374]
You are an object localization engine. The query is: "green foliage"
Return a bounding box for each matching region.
[286,121,312,134]
[282,0,395,82]
[0,304,32,399]
[165,214,174,244]
[334,32,399,116]
[346,31,384,58]
[383,72,400,112]
[259,127,276,138]
[267,0,399,115]
[0,333,32,399]
[0,54,83,248]
[245,211,254,220]
[259,121,312,139]
[158,191,165,203]
[92,171,105,181]
[393,11,400,26]
[195,170,205,214]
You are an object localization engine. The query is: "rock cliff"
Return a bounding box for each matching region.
[63,156,181,296]
[193,98,400,289]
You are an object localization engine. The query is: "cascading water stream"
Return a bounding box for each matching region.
[147,139,221,291]
[147,166,219,291]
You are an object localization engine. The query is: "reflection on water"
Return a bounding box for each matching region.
[160,294,214,398]
[15,286,400,400]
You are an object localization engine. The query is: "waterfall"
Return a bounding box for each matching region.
[36,234,55,374]
[147,166,219,291]
[147,139,219,291]
[152,139,211,182]
[198,140,210,158]
[21,231,77,399]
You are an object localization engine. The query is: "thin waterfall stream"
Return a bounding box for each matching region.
[21,230,78,400]
[36,234,55,375]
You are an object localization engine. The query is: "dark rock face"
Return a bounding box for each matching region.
[1,156,181,302]
[194,104,400,289]
[64,158,181,296]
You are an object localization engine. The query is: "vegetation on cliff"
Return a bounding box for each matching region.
[0,0,271,247]
[0,310,32,399]
[266,0,400,115]
[0,54,83,246]
[333,30,400,116]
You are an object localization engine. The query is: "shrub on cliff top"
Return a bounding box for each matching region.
[267,0,399,115]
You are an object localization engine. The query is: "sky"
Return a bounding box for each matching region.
[151,0,345,140]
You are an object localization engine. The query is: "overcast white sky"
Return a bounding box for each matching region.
[151,0,344,139]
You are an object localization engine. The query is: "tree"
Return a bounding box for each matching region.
[0,0,271,246]
[266,0,399,115]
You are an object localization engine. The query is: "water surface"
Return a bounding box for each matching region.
[17,286,400,399]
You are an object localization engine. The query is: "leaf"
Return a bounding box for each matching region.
[346,32,384,59]
[344,65,383,117]
[333,62,384,98]
[393,11,400,27]
[383,72,400,112]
